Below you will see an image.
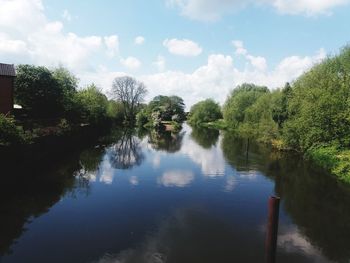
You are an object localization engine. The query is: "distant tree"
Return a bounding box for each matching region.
[223,83,268,127]
[111,76,147,124]
[15,65,64,118]
[148,95,186,122]
[188,99,222,126]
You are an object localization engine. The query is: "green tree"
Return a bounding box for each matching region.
[76,84,108,125]
[15,65,64,118]
[52,66,79,118]
[148,95,186,122]
[283,46,350,150]
[223,83,268,127]
[188,99,222,126]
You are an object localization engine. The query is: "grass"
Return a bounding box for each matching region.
[306,144,350,183]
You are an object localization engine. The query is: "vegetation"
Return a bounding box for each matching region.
[136,95,186,131]
[2,64,129,146]
[15,65,64,118]
[220,46,350,182]
[112,76,147,125]
[188,99,222,126]
[0,115,26,145]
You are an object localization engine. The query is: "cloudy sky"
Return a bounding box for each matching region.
[1,0,349,108]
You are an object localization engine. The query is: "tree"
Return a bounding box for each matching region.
[223,83,268,127]
[111,76,147,124]
[52,66,79,117]
[15,65,64,118]
[283,46,350,150]
[148,95,186,122]
[188,99,222,126]
[76,84,108,124]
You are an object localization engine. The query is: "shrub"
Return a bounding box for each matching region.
[0,115,25,145]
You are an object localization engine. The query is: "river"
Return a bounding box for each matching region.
[1,124,350,263]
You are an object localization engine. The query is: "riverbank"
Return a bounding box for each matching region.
[192,121,350,184]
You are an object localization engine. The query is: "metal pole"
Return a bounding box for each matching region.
[265,196,280,263]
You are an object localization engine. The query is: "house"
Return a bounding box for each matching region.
[0,63,16,115]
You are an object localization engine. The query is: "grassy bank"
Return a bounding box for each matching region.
[306,145,350,183]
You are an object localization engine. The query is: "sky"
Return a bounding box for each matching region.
[0,0,349,108]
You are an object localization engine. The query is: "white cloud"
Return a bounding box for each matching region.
[163,38,203,56]
[62,9,72,21]
[104,35,119,57]
[271,0,350,15]
[120,56,142,70]
[134,36,145,45]
[141,49,325,109]
[0,0,119,71]
[232,40,247,55]
[232,40,267,71]
[129,176,139,185]
[153,55,166,71]
[167,0,350,21]
[158,170,195,187]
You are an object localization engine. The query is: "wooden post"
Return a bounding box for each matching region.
[265,196,280,263]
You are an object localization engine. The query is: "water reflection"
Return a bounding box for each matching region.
[158,170,195,188]
[109,130,144,170]
[0,153,90,256]
[179,127,225,177]
[190,127,219,149]
[91,208,264,263]
[148,130,184,153]
[2,125,350,263]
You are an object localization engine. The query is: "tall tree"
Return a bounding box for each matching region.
[112,76,147,124]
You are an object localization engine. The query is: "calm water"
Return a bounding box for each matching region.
[1,124,350,263]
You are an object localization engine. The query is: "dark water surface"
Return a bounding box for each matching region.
[1,124,350,263]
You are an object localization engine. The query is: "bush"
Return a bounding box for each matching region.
[0,115,25,145]
[188,99,222,126]
[306,144,350,183]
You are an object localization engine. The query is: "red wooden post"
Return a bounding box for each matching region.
[265,196,280,263]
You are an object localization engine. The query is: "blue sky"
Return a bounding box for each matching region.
[1,0,350,107]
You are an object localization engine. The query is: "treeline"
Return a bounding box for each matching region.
[0,65,137,146]
[189,46,350,182]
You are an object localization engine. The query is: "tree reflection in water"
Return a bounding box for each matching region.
[148,130,185,153]
[109,130,144,169]
[0,152,93,256]
[190,127,219,149]
[221,131,350,263]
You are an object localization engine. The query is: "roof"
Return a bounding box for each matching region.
[0,63,16,77]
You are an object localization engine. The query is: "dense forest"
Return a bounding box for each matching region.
[189,46,350,182]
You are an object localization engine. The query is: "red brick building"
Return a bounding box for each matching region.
[0,63,16,115]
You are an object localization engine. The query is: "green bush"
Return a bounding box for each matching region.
[0,115,25,145]
[306,144,350,183]
[188,99,222,126]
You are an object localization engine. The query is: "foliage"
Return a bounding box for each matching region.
[188,99,222,126]
[136,95,186,130]
[52,66,79,118]
[147,95,186,122]
[111,76,147,124]
[0,115,25,145]
[306,144,350,183]
[283,46,350,151]
[106,100,124,122]
[76,84,109,125]
[15,65,64,118]
[223,83,268,127]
